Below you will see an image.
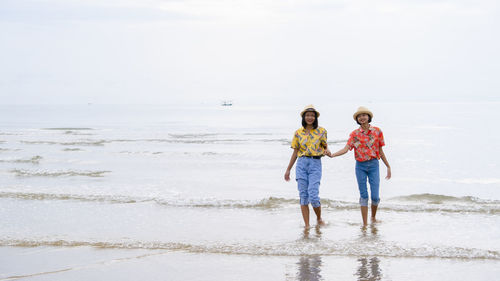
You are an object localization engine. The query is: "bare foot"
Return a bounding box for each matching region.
[317,219,326,226]
[302,227,310,239]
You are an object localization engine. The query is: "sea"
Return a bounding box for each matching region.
[0,102,499,280]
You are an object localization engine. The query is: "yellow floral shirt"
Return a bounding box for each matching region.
[291,127,328,157]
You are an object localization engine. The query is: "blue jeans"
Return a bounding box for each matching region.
[296,157,322,207]
[355,159,380,206]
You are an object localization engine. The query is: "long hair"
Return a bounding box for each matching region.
[302,112,319,129]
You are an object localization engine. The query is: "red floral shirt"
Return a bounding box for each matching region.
[347,126,385,162]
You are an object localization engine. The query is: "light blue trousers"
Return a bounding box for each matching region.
[296,157,322,207]
[355,159,380,206]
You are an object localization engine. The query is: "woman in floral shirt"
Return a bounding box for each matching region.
[330,106,391,226]
[284,105,330,228]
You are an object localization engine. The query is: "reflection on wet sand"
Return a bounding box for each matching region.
[360,223,379,237]
[297,226,323,281]
[356,224,382,280]
[297,255,322,281]
[355,257,382,281]
[294,224,383,281]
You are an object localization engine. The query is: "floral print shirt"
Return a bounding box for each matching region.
[347,126,385,162]
[291,127,328,157]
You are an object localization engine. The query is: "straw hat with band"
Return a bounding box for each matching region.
[300,105,320,117]
[353,106,373,121]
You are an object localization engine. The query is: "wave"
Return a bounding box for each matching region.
[118,151,237,156]
[0,155,42,164]
[0,238,498,260]
[396,177,500,185]
[1,192,498,214]
[169,133,219,138]
[149,138,250,144]
[20,139,252,146]
[21,140,108,146]
[119,151,163,155]
[0,148,21,152]
[62,148,84,151]
[0,192,296,208]
[42,128,94,130]
[243,133,274,136]
[63,131,94,136]
[390,193,500,205]
[9,169,111,177]
[17,138,347,146]
[0,192,139,203]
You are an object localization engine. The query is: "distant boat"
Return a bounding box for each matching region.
[221,101,233,106]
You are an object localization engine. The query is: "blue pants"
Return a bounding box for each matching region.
[355,159,380,206]
[296,157,322,207]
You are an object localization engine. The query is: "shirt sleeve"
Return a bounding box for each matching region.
[321,129,328,148]
[291,131,300,149]
[346,131,355,151]
[378,129,385,147]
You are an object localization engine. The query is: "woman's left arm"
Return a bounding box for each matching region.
[322,130,331,157]
[323,142,331,157]
[379,147,391,179]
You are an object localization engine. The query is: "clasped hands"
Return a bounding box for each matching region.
[324,149,335,158]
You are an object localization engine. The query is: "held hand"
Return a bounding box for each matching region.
[324,149,332,157]
[385,167,391,180]
[284,170,291,181]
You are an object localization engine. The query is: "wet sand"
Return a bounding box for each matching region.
[1,245,499,281]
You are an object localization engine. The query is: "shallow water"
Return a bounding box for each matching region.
[0,102,499,279]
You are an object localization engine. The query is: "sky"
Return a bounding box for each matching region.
[0,0,498,105]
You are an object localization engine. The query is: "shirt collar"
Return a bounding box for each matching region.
[299,127,316,134]
[359,125,373,133]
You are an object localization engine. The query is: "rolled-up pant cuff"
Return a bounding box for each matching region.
[371,199,380,206]
[359,197,369,206]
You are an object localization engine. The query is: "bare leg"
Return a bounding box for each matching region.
[371,204,378,222]
[301,205,310,227]
[313,206,325,225]
[361,206,368,226]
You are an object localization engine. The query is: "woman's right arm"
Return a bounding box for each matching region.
[330,144,349,158]
[284,148,299,181]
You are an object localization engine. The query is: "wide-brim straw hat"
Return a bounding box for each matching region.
[300,104,320,117]
[353,106,373,121]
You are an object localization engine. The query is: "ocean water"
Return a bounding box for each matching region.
[0,102,499,280]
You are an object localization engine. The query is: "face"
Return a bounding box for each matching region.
[356,113,370,124]
[304,111,316,125]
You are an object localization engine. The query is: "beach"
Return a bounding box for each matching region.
[1,102,499,280]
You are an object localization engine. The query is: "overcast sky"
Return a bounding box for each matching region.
[0,0,498,105]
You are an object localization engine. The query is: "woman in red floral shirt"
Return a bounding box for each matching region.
[329,106,391,226]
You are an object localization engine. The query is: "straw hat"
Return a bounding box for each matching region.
[353,106,373,121]
[300,104,320,117]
